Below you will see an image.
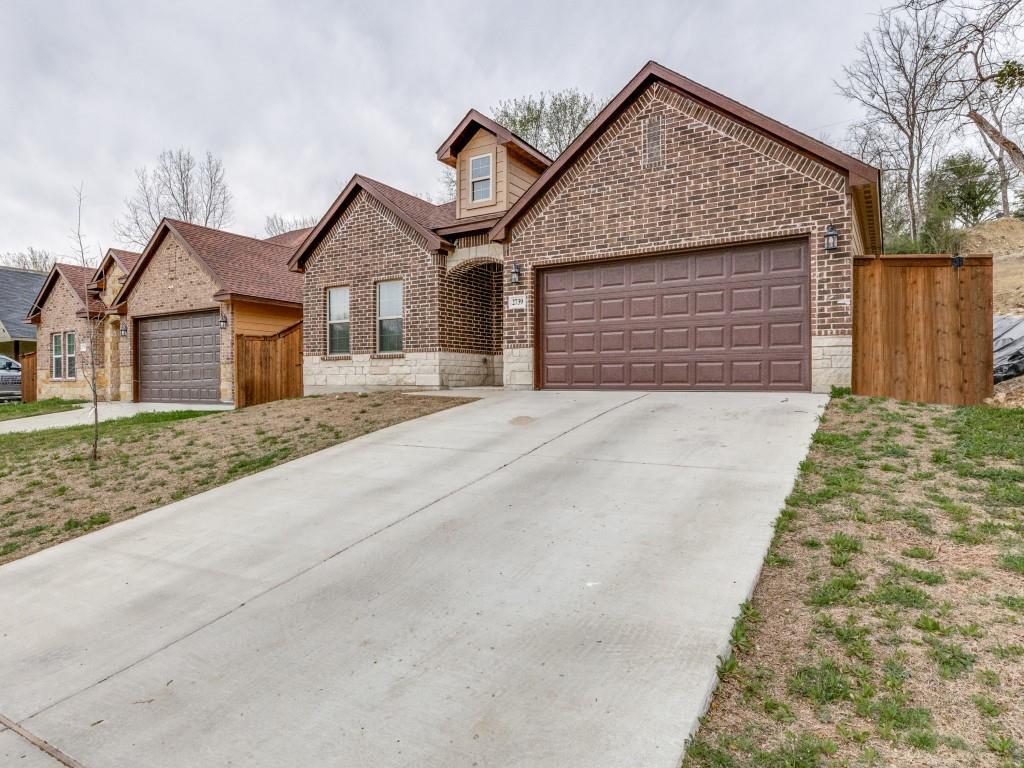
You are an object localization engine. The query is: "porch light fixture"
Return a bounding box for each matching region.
[510,263,521,285]
[218,313,228,330]
[119,321,128,337]
[824,223,839,252]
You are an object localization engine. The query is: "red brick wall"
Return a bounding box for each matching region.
[439,261,502,354]
[504,82,854,349]
[302,191,442,356]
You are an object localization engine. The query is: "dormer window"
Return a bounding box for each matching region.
[470,154,492,203]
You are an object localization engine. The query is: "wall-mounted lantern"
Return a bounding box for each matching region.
[510,263,521,285]
[218,313,228,330]
[824,223,839,252]
[119,321,128,338]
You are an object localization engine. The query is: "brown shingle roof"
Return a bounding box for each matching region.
[289,174,460,271]
[59,263,106,315]
[26,263,104,321]
[167,220,303,305]
[264,227,314,248]
[107,248,141,273]
[114,219,303,307]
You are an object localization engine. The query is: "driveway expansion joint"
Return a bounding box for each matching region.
[0,713,88,768]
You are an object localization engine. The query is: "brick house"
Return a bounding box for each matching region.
[27,221,308,404]
[26,262,110,400]
[292,61,881,394]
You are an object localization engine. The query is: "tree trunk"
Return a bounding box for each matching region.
[969,110,1024,177]
[906,166,918,241]
[996,155,1010,216]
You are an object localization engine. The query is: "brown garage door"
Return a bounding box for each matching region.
[138,311,221,403]
[539,239,810,390]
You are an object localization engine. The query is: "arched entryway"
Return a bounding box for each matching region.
[440,260,503,387]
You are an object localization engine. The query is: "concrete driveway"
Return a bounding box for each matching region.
[0,401,231,435]
[0,389,825,768]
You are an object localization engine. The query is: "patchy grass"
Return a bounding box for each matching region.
[0,393,471,564]
[685,394,1024,768]
[0,398,85,422]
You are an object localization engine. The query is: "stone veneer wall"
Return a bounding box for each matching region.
[811,336,853,393]
[502,80,857,392]
[304,350,500,393]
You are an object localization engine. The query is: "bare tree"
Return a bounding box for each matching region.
[69,185,104,462]
[905,1,1024,177]
[0,247,54,272]
[114,149,233,248]
[838,4,957,239]
[264,213,319,236]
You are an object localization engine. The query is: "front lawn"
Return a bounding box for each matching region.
[685,393,1024,768]
[0,397,85,422]
[0,393,471,565]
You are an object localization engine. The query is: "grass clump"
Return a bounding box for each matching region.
[809,572,861,607]
[788,659,851,705]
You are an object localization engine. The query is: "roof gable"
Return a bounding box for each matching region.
[114,220,302,307]
[436,109,551,170]
[26,263,102,321]
[290,175,457,272]
[489,61,882,251]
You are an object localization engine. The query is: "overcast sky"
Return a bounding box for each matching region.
[0,0,883,259]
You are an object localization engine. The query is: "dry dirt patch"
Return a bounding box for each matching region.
[0,393,472,565]
[684,394,1024,768]
[964,217,1024,315]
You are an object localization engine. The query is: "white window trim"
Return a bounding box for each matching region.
[326,286,351,355]
[376,280,404,353]
[468,152,493,205]
[51,330,76,381]
[52,333,62,380]
[65,330,76,380]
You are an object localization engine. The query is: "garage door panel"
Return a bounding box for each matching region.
[539,240,809,391]
[694,290,725,315]
[731,249,765,278]
[138,310,220,403]
[629,295,657,319]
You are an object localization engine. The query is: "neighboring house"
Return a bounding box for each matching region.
[25,262,106,400]
[291,61,881,393]
[26,223,306,404]
[105,220,304,403]
[0,265,46,359]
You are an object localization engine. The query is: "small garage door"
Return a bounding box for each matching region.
[138,311,221,403]
[539,239,810,390]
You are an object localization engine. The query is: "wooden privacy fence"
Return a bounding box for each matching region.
[853,254,992,405]
[19,352,37,403]
[234,321,303,408]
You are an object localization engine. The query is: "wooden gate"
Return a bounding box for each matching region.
[853,255,992,405]
[19,352,37,403]
[234,322,303,408]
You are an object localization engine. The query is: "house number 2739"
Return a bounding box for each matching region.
[507,295,527,310]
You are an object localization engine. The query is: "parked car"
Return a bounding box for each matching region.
[0,354,22,401]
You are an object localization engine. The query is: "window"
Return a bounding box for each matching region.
[52,333,62,379]
[327,287,350,355]
[377,281,403,353]
[469,153,492,203]
[65,331,76,379]
[51,331,76,379]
